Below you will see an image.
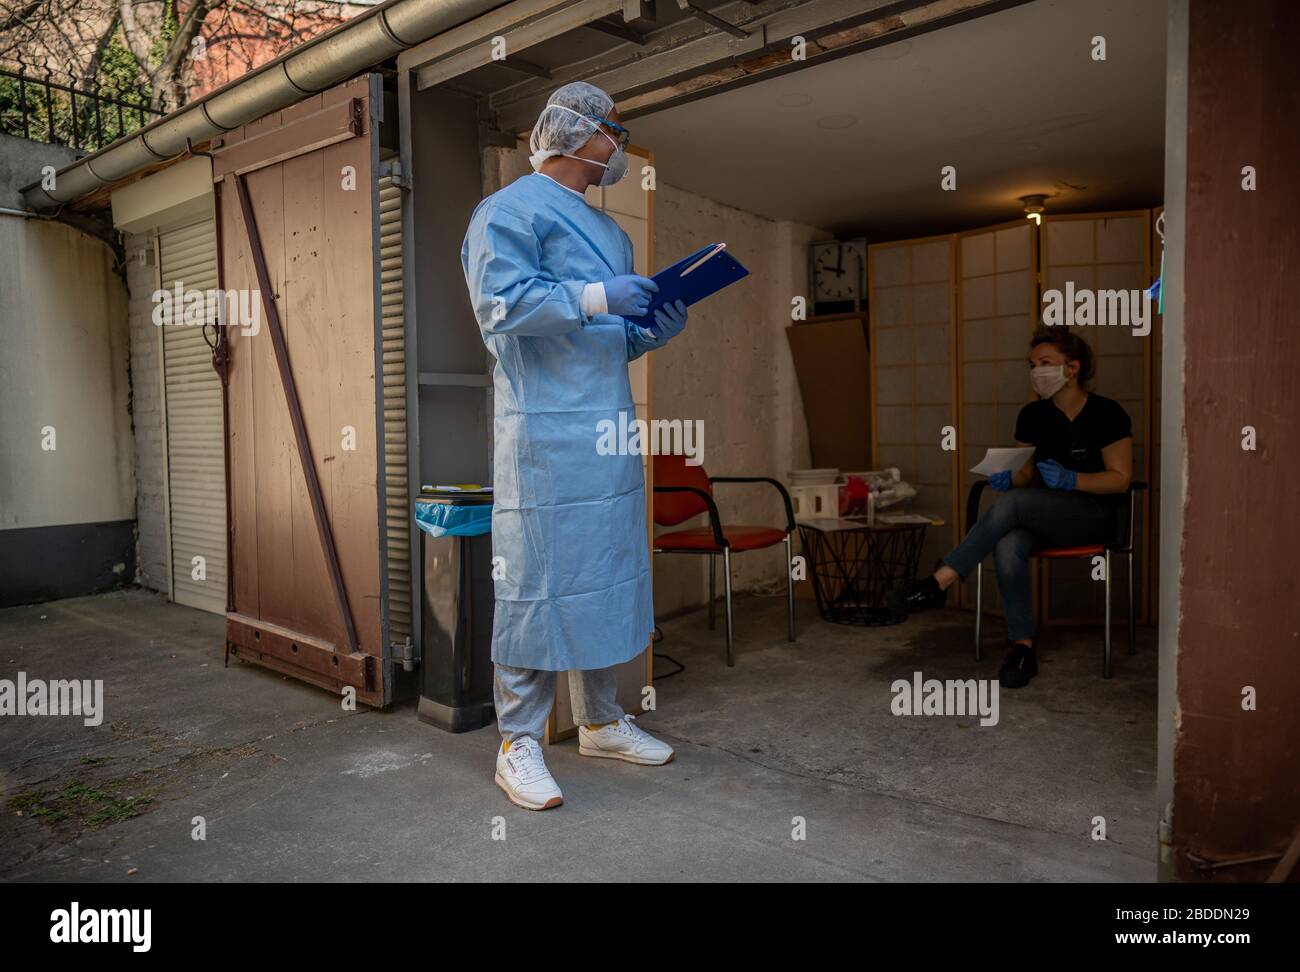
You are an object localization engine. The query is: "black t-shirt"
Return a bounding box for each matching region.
[1014,393,1132,482]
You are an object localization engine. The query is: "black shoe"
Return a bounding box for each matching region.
[888,576,947,614]
[999,642,1038,688]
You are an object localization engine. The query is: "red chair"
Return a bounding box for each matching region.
[652,454,796,666]
[967,479,1148,678]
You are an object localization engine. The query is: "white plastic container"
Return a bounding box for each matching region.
[790,483,842,518]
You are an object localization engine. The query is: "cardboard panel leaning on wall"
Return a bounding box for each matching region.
[868,235,958,577]
[786,314,871,472]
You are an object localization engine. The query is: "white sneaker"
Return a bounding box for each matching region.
[578,714,675,766]
[495,736,563,811]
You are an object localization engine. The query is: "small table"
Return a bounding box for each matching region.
[797,515,942,626]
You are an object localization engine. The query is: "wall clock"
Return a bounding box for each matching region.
[809,238,866,315]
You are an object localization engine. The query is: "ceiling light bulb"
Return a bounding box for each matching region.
[1020,194,1047,224]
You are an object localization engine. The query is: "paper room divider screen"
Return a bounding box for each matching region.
[867,235,959,575]
[1040,212,1152,625]
[955,220,1039,613]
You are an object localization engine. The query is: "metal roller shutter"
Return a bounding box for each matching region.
[378,174,412,646]
[159,219,227,615]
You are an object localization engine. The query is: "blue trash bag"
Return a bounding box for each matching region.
[415,500,493,538]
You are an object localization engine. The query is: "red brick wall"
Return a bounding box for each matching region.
[190,2,372,98]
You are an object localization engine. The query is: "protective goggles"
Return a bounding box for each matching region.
[586,114,631,149]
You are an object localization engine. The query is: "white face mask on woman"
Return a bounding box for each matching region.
[1031,364,1069,399]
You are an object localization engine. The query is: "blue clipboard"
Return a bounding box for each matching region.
[625,243,749,330]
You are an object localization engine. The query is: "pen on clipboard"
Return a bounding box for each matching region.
[679,243,727,277]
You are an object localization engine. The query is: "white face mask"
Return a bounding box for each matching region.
[590,136,628,187]
[1031,364,1069,399]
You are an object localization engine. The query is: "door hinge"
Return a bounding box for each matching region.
[380,159,411,190]
[392,636,416,672]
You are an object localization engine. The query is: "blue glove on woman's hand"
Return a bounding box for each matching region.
[1036,459,1077,491]
[988,470,1013,492]
[604,274,658,316]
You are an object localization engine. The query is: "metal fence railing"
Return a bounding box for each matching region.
[0,64,165,153]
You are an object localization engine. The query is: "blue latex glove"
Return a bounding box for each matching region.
[1036,459,1077,491]
[604,274,658,317]
[633,299,688,345]
[988,470,1013,492]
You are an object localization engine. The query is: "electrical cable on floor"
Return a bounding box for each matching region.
[652,653,685,680]
[650,625,686,679]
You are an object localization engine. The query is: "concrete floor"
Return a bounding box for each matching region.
[0,588,1156,882]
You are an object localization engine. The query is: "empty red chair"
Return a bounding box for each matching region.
[652,454,796,666]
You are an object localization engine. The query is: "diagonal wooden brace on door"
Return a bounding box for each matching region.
[229,170,360,656]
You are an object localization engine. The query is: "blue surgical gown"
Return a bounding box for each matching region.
[460,172,657,671]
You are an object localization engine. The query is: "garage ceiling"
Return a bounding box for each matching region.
[631,0,1168,238]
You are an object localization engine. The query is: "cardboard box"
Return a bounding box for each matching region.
[785,314,871,471]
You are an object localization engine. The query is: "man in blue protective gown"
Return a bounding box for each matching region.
[461,82,689,811]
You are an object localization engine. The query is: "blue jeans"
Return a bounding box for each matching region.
[942,488,1116,641]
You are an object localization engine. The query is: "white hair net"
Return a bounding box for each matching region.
[528,81,616,171]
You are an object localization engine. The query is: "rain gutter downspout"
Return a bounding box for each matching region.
[19,0,506,210]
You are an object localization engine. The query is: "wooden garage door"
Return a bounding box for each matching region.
[159,218,227,615]
[213,75,395,707]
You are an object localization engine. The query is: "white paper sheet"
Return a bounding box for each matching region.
[969,446,1036,478]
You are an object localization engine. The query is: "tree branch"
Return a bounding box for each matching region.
[116,0,154,75]
[0,1,45,36]
[151,0,212,109]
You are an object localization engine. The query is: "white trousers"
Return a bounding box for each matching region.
[493,664,624,743]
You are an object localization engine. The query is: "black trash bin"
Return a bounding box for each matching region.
[415,491,495,732]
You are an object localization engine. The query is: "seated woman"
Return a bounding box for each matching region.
[895,324,1132,688]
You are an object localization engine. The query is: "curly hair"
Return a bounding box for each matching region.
[1030,324,1095,388]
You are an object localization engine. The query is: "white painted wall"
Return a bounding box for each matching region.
[0,218,133,530]
[651,182,820,615]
